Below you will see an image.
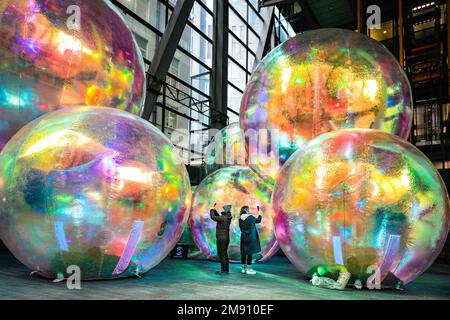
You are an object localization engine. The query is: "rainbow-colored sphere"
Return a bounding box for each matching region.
[189,166,278,262]
[0,0,146,151]
[205,123,247,176]
[240,28,413,183]
[272,129,449,287]
[0,107,190,280]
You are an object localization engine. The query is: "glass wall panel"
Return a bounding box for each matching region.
[113,0,296,169]
[228,61,247,91]
[118,0,167,32]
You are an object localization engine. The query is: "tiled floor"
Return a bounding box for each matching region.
[0,251,449,300]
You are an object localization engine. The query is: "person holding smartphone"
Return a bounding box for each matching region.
[210,203,232,274]
[238,205,262,275]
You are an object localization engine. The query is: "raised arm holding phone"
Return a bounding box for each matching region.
[210,203,232,274]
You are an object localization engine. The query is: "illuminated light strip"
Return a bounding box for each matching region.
[412,2,435,11]
[333,236,344,265]
[112,220,144,275]
[380,234,401,273]
[54,221,69,252]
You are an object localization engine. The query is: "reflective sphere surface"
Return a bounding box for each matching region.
[189,166,278,262]
[272,129,449,286]
[0,0,146,151]
[241,28,412,182]
[204,123,247,176]
[0,107,190,280]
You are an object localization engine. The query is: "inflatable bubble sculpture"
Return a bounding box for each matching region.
[0,107,191,280]
[0,0,146,151]
[272,129,450,287]
[240,28,412,183]
[189,166,278,262]
[205,123,248,176]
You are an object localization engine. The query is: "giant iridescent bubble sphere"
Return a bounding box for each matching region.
[240,28,413,183]
[204,123,248,176]
[272,129,450,287]
[0,0,146,151]
[0,107,190,280]
[189,166,278,262]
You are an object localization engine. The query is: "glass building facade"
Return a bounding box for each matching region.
[112,0,295,182]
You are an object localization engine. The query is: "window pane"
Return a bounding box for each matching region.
[119,0,166,32]
[369,20,394,42]
[198,0,214,12]
[192,1,213,36]
[229,9,247,42]
[172,49,211,97]
[248,6,263,34]
[165,111,178,129]
[121,10,159,61]
[249,0,258,11]
[180,25,212,68]
[228,33,247,64]
[228,111,240,124]
[230,0,247,18]
[228,85,243,114]
[149,0,166,32]
[228,60,247,91]
[248,30,259,53]
[248,51,256,71]
[135,0,149,20]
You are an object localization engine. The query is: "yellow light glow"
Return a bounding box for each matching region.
[21,130,91,157]
[315,165,326,190]
[364,80,379,101]
[116,166,156,185]
[401,170,411,188]
[55,31,97,57]
[281,67,292,93]
[371,180,380,196]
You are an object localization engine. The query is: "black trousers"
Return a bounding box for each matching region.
[241,254,252,266]
[217,238,229,272]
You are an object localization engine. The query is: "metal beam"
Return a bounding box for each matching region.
[398,0,404,68]
[357,0,363,32]
[259,0,295,8]
[447,0,450,97]
[253,6,275,70]
[209,0,229,130]
[141,0,195,120]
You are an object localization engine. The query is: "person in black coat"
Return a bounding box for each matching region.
[239,205,262,275]
[210,203,232,274]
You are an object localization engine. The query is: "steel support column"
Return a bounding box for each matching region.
[447,0,450,97]
[141,0,195,120]
[209,0,229,130]
[398,0,404,69]
[357,0,363,33]
[253,6,275,70]
[259,0,295,8]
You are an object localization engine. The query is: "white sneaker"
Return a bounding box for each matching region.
[246,269,256,275]
[241,267,247,274]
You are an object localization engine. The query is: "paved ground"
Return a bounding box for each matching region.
[0,251,449,300]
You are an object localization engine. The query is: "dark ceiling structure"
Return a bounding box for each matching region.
[266,0,358,32]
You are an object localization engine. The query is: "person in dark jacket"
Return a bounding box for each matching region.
[239,205,262,275]
[210,203,232,274]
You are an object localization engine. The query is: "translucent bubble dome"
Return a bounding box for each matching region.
[272,129,449,286]
[0,0,146,151]
[240,28,412,182]
[204,123,247,176]
[189,166,278,262]
[0,107,190,280]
